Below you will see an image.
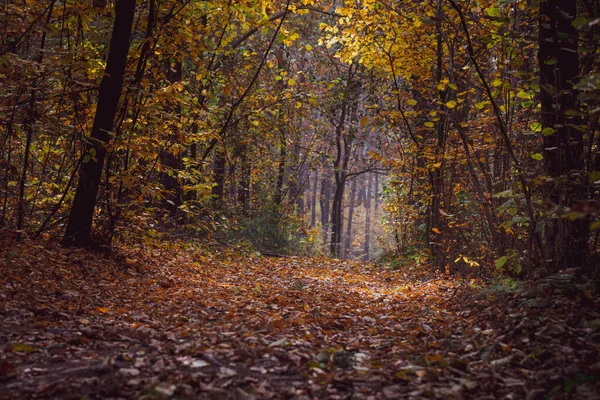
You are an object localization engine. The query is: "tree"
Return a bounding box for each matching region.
[62,0,136,247]
[538,0,589,269]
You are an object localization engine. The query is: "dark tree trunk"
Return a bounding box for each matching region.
[330,179,345,257]
[212,150,226,203]
[429,0,447,269]
[320,174,331,244]
[62,0,135,247]
[160,59,184,216]
[539,0,589,269]
[344,178,357,258]
[310,171,318,227]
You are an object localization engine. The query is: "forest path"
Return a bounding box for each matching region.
[1,241,598,399]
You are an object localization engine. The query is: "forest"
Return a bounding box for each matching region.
[0,0,599,398]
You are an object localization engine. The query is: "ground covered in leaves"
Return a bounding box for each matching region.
[1,239,599,399]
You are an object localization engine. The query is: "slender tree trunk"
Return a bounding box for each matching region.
[539,0,588,269]
[374,173,379,211]
[310,170,318,227]
[238,145,250,215]
[330,178,346,257]
[320,173,331,244]
[344,178,357,258]
[62,0,135,247]
[364,173,373,260]
[294,163,307,213]
[430,0,447,269]
[274,132,286,206]
[16,0,56,240]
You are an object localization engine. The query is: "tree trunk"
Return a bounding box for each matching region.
[62,0,135,247]
[344,178,357,258]
[274,132,286,206]
[429,0,447,269]
[374,173,379,211]
[238,145,250,216]
[364,173,373,260]
[212,150,226,204]
[330,179,346,257]
[310,170,318,227]
[320,173,331,244]
[539,0,589,269]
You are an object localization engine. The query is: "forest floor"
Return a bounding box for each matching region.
[0,238,599,399]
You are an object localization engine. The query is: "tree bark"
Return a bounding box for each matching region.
[344,178,357,258]
[364,173,373,260]
[62,0,135,247]
[310,170,318,227]
[320,173,331,244]
[212,150,226,204]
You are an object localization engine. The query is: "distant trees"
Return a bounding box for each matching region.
[325,0,599,273]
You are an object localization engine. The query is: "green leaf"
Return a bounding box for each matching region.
[513,263,522,275]
[486,6,501,17]
[542,127,555,136]
[475,101,487,110]
[12,343,38,353]
[572,15,588,29]
[521,100,535,108]
[531,153,543,161]
[530,122,542,132]
[495,256,508,269]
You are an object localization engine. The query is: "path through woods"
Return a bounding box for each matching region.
[1,240,599,399]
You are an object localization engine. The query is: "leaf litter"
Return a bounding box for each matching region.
[0,238,599,399]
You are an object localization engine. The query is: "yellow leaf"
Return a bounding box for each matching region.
[446,100,457,109]
[359,116,369,128]
[97,307,110,313]
[12,343,38,353]
[121,175,133,190]
[407,99,417,106]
